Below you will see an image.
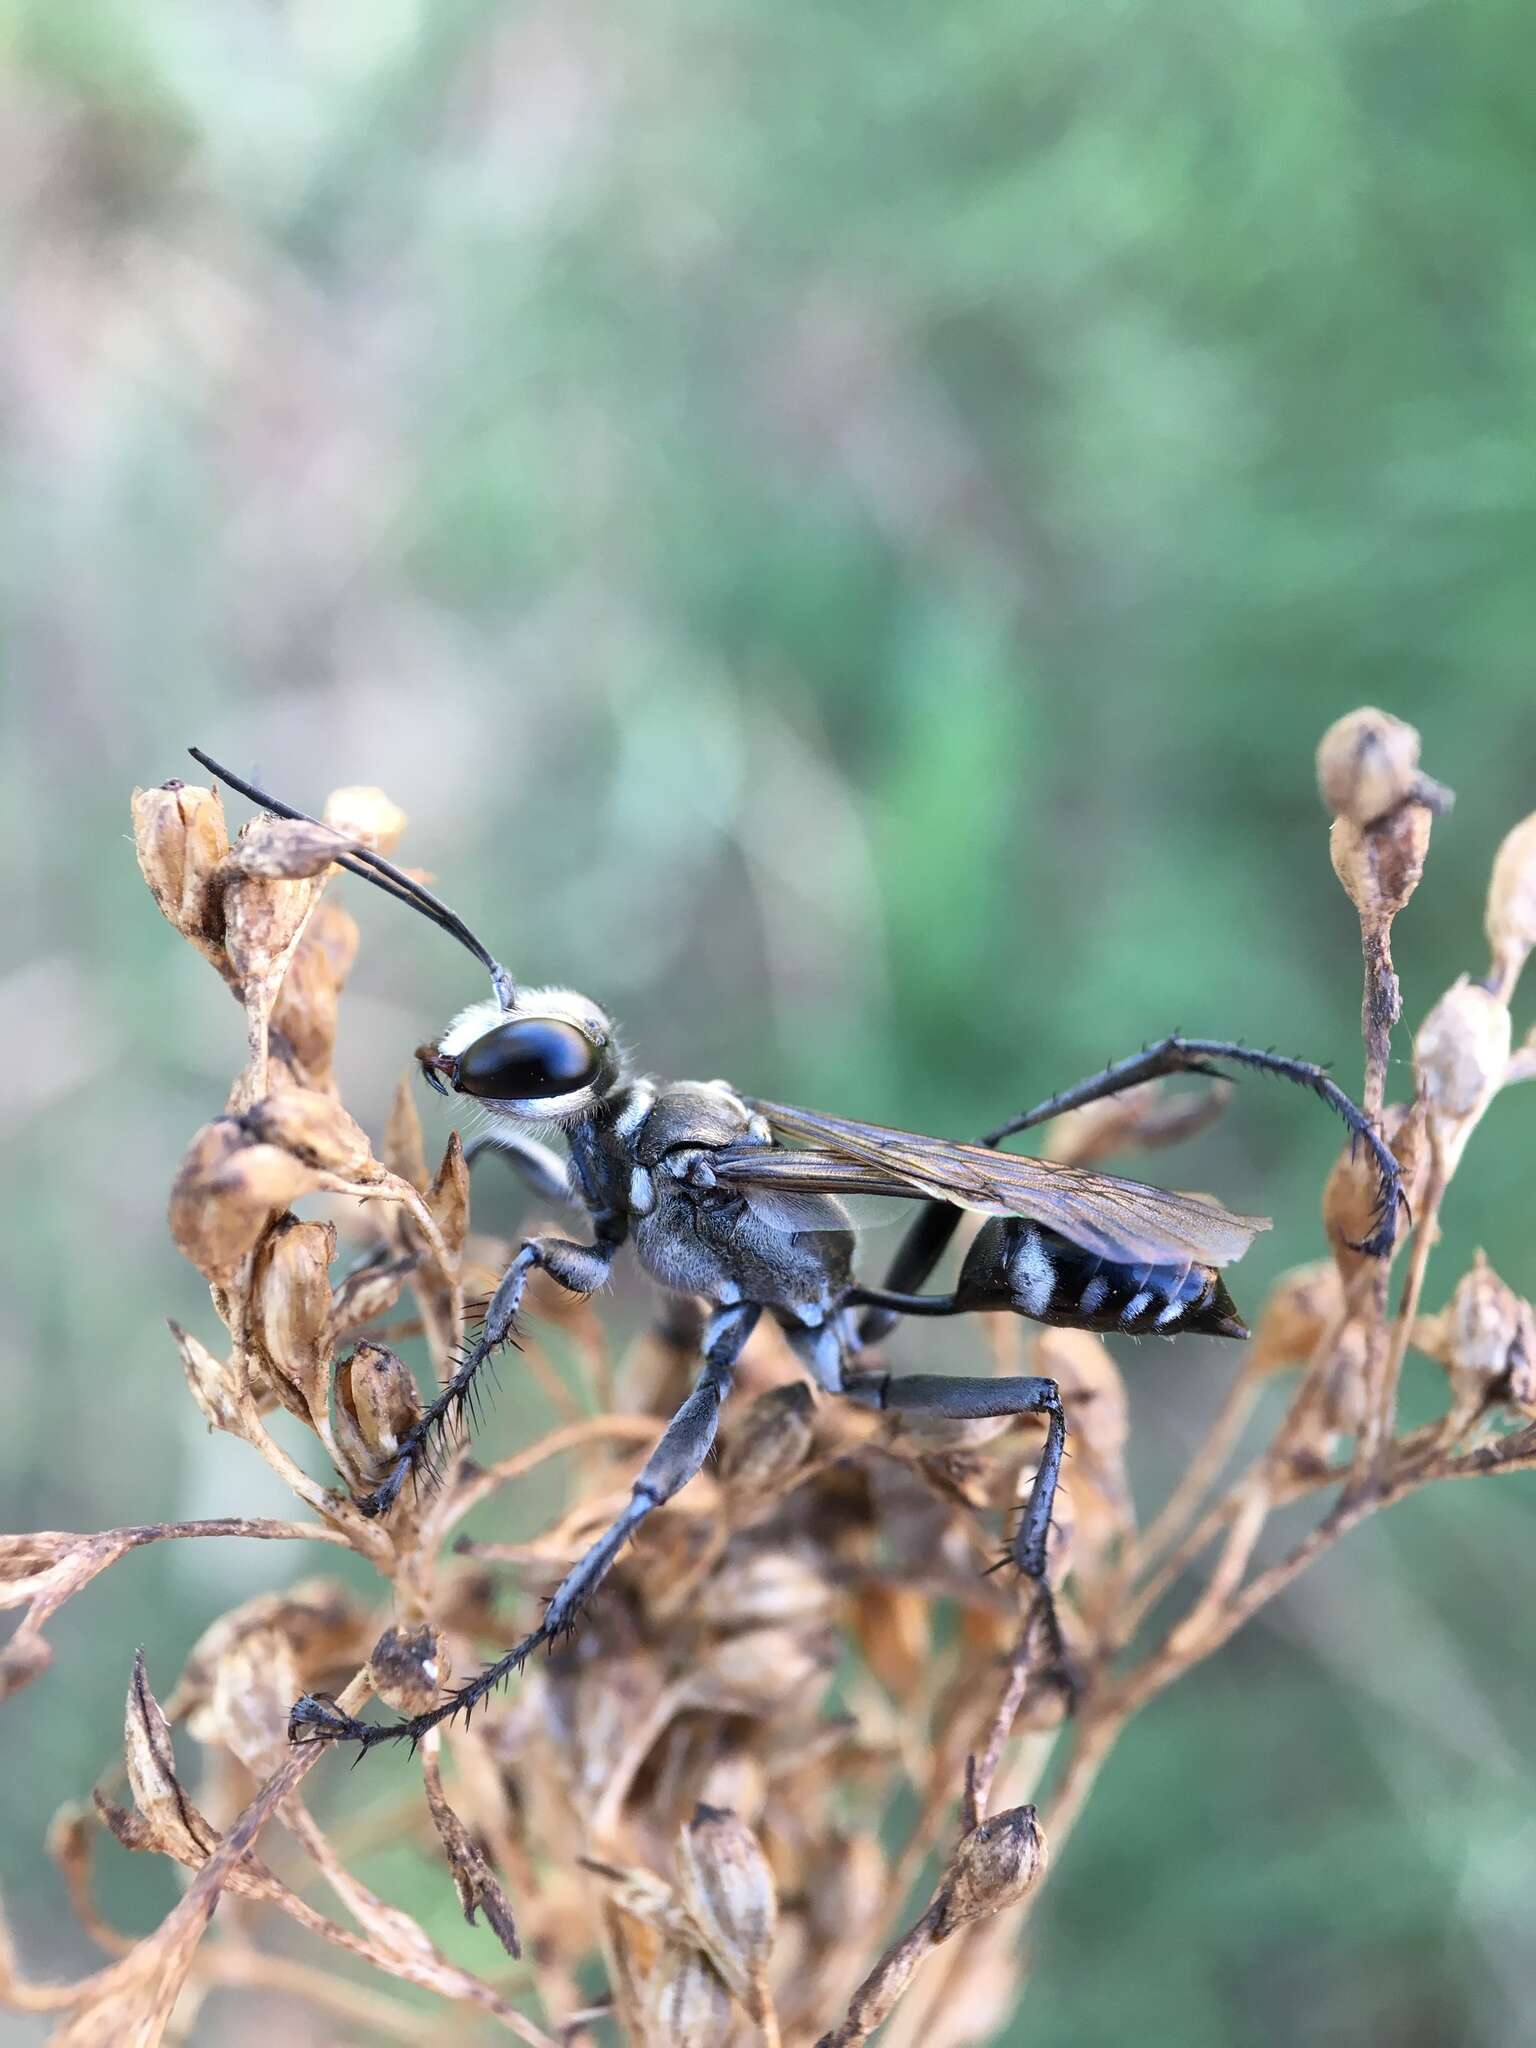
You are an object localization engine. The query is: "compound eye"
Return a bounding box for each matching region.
[455,1018,602,1100]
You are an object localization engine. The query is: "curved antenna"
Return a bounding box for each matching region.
[189,748,517,1009]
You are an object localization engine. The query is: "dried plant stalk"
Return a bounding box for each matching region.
[3,727,1533,2045]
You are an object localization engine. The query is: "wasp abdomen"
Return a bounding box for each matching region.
[957,1219,1248,1340]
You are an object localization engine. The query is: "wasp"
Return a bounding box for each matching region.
[189,750,1402,1751]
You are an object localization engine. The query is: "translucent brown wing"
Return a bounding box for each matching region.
[716,1100,1271,1269]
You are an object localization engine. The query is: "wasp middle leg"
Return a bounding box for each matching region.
[292,1302,760,1749]
[839,1350,1075,1690]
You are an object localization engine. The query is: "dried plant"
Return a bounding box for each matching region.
[3,712,1535,2045]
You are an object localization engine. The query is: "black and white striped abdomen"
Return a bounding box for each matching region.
[956,1218,1248,1340]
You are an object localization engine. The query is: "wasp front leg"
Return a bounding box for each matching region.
[358,1215,627,1517]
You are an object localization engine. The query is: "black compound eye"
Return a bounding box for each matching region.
[455,1018,602,1100]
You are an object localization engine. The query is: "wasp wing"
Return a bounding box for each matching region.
[718,1101,1270,1269]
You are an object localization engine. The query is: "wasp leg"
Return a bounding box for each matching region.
[358,1219,627,1518]
[860,1033,1402,1348]
[983,1035,1403,1255]
[462,1128,574,1206]
[840,1357,1076,1697]
[291,1304,759,1753]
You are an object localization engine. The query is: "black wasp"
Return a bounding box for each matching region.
[189,750,1402,1752]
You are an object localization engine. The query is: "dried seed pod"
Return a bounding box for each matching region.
[324,783,407,853]
[1485,812,1536,998]
[1249,1260,1345,1373]
[694,1546,838,1631]
[1315,1316,1371,1441]
[694,1625,839,1714]
[331,1253,414,1335]
[1431,1253,1536,1413]
[1033,1328,1128,1483]
[852,1583,931,1696]
[172,1580,369,1716]
[427,1131,471,1261]
[1316,708,1451,828]
[1414,976,1511,1172]
[200,1624,300,1776]
[384,1071,431,1192]
[369,1622,449,1715]
[934,1805,1047,1936]
[168,1119,319,1282]
[643,1941,734,2047]
[227,815,346,880]
[1329,803,1434,927]
[251,1215,336,1426]
[696,1750,769,1826]
[270,899,358,1092]
[242,1088,382,1182]
[1323,1098,1427,1283]
[675,1803,778,2020]
[131,781,230,958]
[720,1382,816,1492]
[335,1343,422,1475]
[223,868,320,993]
[1045,1076,1231,1166]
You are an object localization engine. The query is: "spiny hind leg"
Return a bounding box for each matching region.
[981,1036,1403,1254]
[838,1353,1077,1698]
[292,1302,761,1751]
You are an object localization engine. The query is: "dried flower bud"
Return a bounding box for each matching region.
[123,1652,209,1860]
[242,1088,381,1182]
[228,815,346,880]
[369,1621,449,1715]
[675,1803,778,2018]
[324,784,407,852]
[168,1118,319,1281]
[168,1320,245,1434]
[132,781,230,954]
[1485,812,1536,999]
[1316,708,1451,827]
[1414,976,1511,1171]
[643,1942,733,2047]
[720,1381,816,1492]
[935,1805,1047,1936]
[252,1216,335,1426]
[336,1344,422,1471]
[695,1547,837,1631]
[1249,1260,1344,1373]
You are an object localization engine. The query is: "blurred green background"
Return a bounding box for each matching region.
[3,0,1535,2041]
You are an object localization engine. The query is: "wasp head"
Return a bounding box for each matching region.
[420,987,623,1124]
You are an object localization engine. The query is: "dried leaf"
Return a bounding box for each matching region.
[421,1746,520,1957]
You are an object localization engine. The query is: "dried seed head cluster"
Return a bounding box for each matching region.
[4,723,1534,2046]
